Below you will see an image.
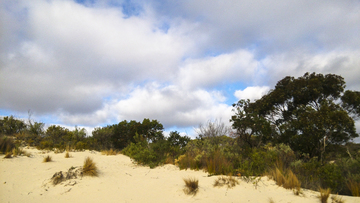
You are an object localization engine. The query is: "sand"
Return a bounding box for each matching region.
[1,148,359,203]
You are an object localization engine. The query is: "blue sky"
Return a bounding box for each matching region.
[1,0,360,139]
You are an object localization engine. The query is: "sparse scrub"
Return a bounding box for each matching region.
[213,175,239,188]
[101,149,118,155]
[331,194,345,203]
[43,155,52,162]
[0,136,15,154]
[183,177,199,195]
[65,152,71,158]
[318,188,331,203]
[347,180,360,196]
[4,152,12,158]
[82,157,98,176]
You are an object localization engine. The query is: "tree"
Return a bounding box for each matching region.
[0,116,27,135]
[231,72,359,159]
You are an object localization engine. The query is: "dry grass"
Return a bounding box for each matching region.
[4,152,12,158]
[183,177,199,196]
[347,180,360,196]
[65,152,71,158]
[269,167,285,186]
[101,149,119,156]
[331,194,345,203]
[268,198,275,203]
[284,170,302,194]
[82,157,98,176]
[213,175,239,188]
[318,188,331,203]
[43,155,52,162]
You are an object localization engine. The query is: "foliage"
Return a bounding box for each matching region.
[213,175,239,188]
[0,136,16,154]
[197,119,231,145]
[231,72,359,159]
[43,155,52,162]
[318,188,331,203]
[183,177,199,195]
[82,157,98,176]
[0,116,27,135]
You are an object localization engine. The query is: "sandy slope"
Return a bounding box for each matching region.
[1,148,359,203]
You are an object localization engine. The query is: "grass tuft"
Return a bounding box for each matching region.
[346,180,360,196]
[331,194,345,203]
[82,157,98,176]
[213,175,239,188]
[101,149,119,156]
[65,152,71,158]
[318,187,331,203]
[183,177,199,196]
[43,155,52,162]
[4,152,12,158]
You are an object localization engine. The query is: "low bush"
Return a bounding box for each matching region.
[43,155,52,162]
[347,180,360,197]
[82,157,98,176]
[183,177,199,195]
[318,187,331,203]
[101,149,119,155]
[0,136,15,154]
[213,175,239,188]
[4,152,12,158]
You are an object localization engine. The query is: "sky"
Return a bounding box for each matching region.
[1,0,360,139]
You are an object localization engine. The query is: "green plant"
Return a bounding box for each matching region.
[318,188,331,203]
[43,155,52,162]
[82,157,98,176]
[183,177,199,195]
[0,136,15,154]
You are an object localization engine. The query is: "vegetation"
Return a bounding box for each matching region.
[65,152,71,158]
[43,155,52,162]
[82,157,98,176]
[183,177,199,195]
[1,72,360,196]
[318,187,331,203]
[213,175,239,188]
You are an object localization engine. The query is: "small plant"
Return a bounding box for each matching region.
[269,167,285,186]
[43,155,52,162]
[183,177,199,195]
[213,175,239,188]
[346,180,360,196]
[0,136,15,154]
[331,194,345,203]
[101,149,118,156]
[82,157,98,176]
[4,152,12,158]
[269,198,275,203]
[65,152,71,158]
[318,188,331,203]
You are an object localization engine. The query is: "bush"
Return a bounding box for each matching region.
[75,141,87,151]
[0,136,15,154]
[82,157,98,176]
[183,177,199,195]
[101,149,119,155]
[213,175,239,188]
[318,188,331,203]
[347,180,360,196]
[65,152,71,158]
[43,155,52,162]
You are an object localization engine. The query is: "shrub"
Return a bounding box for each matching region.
[269,167,285,186]
[347,180,360,196]
[213,175,239,188]
[82,157,98,176]
[101,149,118,155]
[318,188,331,203]
[183,177,199,195]
[65,152,71,158]
[75,141,87,151]
[331,194,345,203]
[43,155,52,162]
[207,150,233,175]
[0,136,15,154]
[4,152,12,158]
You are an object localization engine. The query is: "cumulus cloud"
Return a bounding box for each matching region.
[234,86,270,101]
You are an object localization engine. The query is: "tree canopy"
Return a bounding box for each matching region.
[231,72,359,159]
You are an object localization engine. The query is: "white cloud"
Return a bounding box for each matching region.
[177,49,260,90]
[234,86,270,101]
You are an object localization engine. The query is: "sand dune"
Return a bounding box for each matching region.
[1,148,359,203]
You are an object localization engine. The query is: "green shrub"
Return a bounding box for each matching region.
[75,141,87,151]
[38,140,54,150]
[0,136,16,154]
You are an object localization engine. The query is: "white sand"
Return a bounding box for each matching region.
[1,148,359,203]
